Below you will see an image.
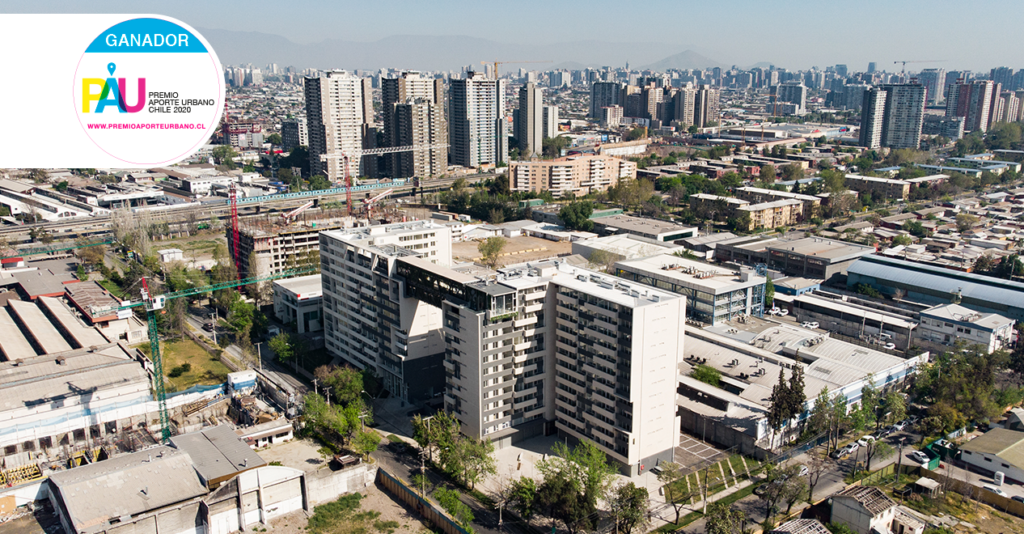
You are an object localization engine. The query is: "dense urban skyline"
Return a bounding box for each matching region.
[10,0,1024,71]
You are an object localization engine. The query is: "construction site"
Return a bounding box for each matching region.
[229,188,405,280]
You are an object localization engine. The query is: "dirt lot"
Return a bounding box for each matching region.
[259,482,436,534]
[257,437,333,473]
[452,235,571,267]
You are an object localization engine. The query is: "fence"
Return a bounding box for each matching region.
[376,468,472,534]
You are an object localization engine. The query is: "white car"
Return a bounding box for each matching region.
[801,321,820,329]
[857,435,876,447]
[984,485,1009,497]
[778,309,789,317]
[908,451,930,464]
[769,307,781,315]
[884,342,897,350]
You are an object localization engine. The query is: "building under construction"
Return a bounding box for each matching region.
[230,208,357,280]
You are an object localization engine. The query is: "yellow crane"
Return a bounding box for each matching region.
[480,60,552,78]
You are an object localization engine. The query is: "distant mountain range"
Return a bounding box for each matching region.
[197,28,733,73]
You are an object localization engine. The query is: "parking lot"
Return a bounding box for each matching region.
[675,433,730,471]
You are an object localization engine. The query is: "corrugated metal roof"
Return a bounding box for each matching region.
[49,446,207,534]
[170,425,266,484]
[848,255,1024,309]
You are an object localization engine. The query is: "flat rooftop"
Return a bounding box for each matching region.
[272,274,322,299]
[0,307,37,360]
[738,186,820,202]
[592,214,697,236]
[767,237,874,262]
[739,199,803,211]
[845,174,907,185]
[920,303,1013,331]
[615,254,765,293]
[549,262,682,308]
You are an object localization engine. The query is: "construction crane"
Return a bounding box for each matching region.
[89,266,318,442]
[362,188,393,221]
[319,143,448,216]
[229,182,240,278]
[479,60,552,79]
[893,60,945,73]
[281,201,316,222]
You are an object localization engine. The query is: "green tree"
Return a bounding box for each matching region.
[864,440,894,471]
[435,487,475,529]
[212,145,238,169]
[955,213,979,233]
[307,174,332,190]
[781,164,804,182]
[691,364,722,387]
[76,264,88,281]
[826,522,858,534]
[537,440,616,534]
[765,278,775,307]
[55,181,69,192]
[477,237,507,269]
[266,133,283,145]
[508,477,538,524]
[269,332,294,363]
[892,234,913,246]
[543,136,570,158]
[558,201,595,231]
[705,501,745,534]
[609,483,650,534]
[656,462,692,524]
[351,429,379,460]
[883,390,907,426]
[760,165,777,182]
[489,175,511,196]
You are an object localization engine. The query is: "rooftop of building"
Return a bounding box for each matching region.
[767,519,831,534]
[848,255,1024,309]
[548,261,682,308]
[574,234,683,258]
[681,232,738,247]
[615,254,765,292]
[739,199,803,211]
[961,428,1024,468]
[590,214,697,236]
[904,174,949,183]
[12,268,77,298]
[919,303,1013,330]
[0,343,147,413]
[690,193,750,205]
[48,446,208,534]
[169,425,267,485]
[272,274,322,299]
[833,485,897,516]
[767,237,875,262]
[794,293,916,330]
[844,174,909,185]
[683,320,918,408]
[773,277,823,291]
[737,186,821,202]
[65,281,122,320]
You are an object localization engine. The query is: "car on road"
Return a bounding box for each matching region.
[892,421,907,432]
[984,485,1009,497]
[884,342,897,350]
[801,321,820,329]
[908,451,930,464]
[881,425,897,435]
[857,435,876,447]
[796,465,809,477]
[203,322,215,332]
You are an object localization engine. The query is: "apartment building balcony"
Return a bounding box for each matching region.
[582,362,615,384]
[524,302,544,314]
[555,397,577,413]
[592,403,616,422]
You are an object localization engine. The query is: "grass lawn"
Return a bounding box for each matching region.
[139,337,231,392]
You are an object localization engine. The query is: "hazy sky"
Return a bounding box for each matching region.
[5,0,1023,71]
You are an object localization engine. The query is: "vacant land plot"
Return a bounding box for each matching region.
[452,235,571,267]
[140,337,231,391]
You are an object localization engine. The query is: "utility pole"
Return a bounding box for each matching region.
[895,437,905,485]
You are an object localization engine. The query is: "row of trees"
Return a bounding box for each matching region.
[412,412,497,490]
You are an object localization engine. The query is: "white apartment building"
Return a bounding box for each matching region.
[916,303,1014,354]
[273,274,323,334]
[304,70,374,180]
[319,221,453,400]
[450,71,507,168]
[400,257,683,474]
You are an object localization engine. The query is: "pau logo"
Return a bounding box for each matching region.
[81,63,146,113]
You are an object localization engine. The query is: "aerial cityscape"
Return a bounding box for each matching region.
[4,3,1024,534]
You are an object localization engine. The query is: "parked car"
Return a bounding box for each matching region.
[892,421,907,432]
[202,322,215,332]
[984,485,1009,497]
[778,309,789,317]
[857,435,876,447]
[908,451,930,464]
[1012,495,1024,504]
[884,342,897,350]
[882,425,897,435]
[801,321,820,329]
[769,307,781,315]
[796,465,809,477]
